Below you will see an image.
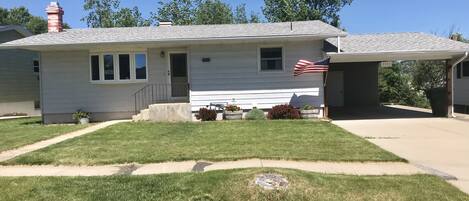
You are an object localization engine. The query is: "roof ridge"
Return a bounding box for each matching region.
[65,20,326,31]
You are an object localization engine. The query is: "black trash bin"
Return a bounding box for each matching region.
[425,87,448,117]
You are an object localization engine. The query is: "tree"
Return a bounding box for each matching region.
[25,16,48,35]
[82,0,150,28]
[233,4,248,24]
[115,7,151,27]
[379,62,429,108]
[153,0,260,25]
[262,0,353,27]
[83,0,120,28]
[249,12,261,23]
[152,0,194,25]
[411,60,447,93]
[193,0,233,25]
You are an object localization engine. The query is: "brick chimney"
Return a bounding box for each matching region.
[46,2,64,33]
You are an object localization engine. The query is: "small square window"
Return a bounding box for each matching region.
[33,60,40,73]
[260,47,283,71]
[463,61,469,77]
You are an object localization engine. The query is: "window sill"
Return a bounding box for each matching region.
[90,80,148,85]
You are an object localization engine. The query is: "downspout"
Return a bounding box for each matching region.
[337,36,341,53]
[451,51,468,117]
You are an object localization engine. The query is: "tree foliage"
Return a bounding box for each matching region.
[153,0,261,25]
[379,62,428,108]
[0,6,69,35]
[83,0,151,28]
[193,0,233,25]
[262,0,353,27]
[153,0,194,25]
[411,60,447,92]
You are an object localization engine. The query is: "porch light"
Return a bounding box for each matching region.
[160,51,165,58]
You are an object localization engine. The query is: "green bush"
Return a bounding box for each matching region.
[245,107,266,120]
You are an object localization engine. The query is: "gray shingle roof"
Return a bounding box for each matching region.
[1,21,346,48]
[326,32,469,53]
[0,25,32,37]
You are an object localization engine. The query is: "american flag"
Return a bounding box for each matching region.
[293,58,330,76]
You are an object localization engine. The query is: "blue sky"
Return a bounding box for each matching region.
[1,0,468,36]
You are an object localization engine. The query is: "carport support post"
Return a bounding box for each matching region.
[323,72,329,118]
[446,59,453,118]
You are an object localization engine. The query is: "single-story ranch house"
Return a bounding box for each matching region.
[1,2,468,123]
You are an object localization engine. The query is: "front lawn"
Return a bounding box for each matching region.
[0,117,87,152]
[0,168,467,201]
[5,120,401,165]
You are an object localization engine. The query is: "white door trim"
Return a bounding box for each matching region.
[167,50,188,99]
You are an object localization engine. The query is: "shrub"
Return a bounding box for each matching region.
[225,104,241,112]
[245,107,266,120]
[196,108,217,121]
[72,110,91,121]
[267,104,300,120]
[301,104,315,110]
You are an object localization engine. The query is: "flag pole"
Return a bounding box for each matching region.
[323,71,329,119]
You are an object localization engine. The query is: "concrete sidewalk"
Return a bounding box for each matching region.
[0,120,130,162]
[0,160,424,177]
[333,106,469,194]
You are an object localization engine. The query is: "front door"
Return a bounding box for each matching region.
[327,71,344,107]
[169,53,188,98]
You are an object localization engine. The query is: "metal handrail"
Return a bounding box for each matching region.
[133,83,189,114]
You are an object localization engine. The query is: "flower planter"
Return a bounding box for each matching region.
[79,118,90,124]
[224,110,243,120]
[300,109,320,119]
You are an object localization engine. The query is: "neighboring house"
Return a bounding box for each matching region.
[455,59,469,114]
[0,25,40,116]
[1,2,468,123]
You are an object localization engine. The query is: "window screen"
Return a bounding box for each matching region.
[463,61,469,77]
[260,47,283,71]
[91,55,100,81]
[135,54,147,80]
[104,54,114,80]
[33,60,40,73]
[119,54,130,80]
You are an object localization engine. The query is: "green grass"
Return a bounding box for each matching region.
[0,168,467,201]
[0,117,87,152]
[4,120,401,165]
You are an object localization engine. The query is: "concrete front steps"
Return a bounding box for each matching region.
[132,103,192,122]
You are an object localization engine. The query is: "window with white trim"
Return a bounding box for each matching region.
[90,52,147,83]
[259,47,283,71]
[463,61,469,78]
[33,59,40,73]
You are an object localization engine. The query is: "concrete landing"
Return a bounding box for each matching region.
[133,103,192,122]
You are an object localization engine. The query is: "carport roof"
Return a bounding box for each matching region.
[326,32,469,63]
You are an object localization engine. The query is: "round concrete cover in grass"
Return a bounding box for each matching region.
[255,174,289,190]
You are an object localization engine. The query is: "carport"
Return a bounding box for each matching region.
[323,33,469,119]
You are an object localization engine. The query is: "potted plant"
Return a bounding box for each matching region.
[300,105,319,119]
[73,110,91,124]
[224,104,243,120]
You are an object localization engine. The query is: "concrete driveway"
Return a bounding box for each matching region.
[332,105,469,194]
